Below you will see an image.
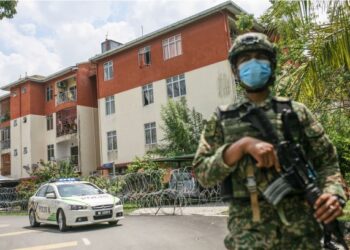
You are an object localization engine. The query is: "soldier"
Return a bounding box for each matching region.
[192,32,347,249]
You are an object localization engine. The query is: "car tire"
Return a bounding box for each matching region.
[57,209,68,232]
[29,209,40,227]
[108,220,118,226]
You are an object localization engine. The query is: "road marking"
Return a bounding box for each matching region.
[82,238,91,246]
[13,241,78,250]
[0,230,37,237]
[0,224,10,228]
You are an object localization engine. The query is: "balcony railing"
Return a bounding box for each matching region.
[1,140,10,150]
[56,118,77,137]
[57,88,77,105]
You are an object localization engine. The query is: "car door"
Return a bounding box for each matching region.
[33,185,48,221]
[42,185,58,222]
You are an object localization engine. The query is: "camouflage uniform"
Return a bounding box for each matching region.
[192,94,346,250]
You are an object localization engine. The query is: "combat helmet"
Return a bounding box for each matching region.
[228,32,277,69]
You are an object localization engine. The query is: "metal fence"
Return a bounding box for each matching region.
[0,187,27,211]
[116,168,223,214]
[0,168,224,213]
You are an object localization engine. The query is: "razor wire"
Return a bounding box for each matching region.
[115,168,223,214]
[0,187,28,211]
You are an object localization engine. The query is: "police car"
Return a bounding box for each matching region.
[28,178,124,232]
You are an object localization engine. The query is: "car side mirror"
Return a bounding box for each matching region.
[102,189,108,193]
[46,192,56,199]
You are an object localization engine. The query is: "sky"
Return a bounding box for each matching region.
[0,0,271,93]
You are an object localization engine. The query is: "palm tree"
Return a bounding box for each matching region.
[261,0,350,112]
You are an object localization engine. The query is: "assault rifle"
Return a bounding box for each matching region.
[242,106,348,250]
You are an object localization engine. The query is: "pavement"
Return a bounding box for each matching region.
[130,205,229,216]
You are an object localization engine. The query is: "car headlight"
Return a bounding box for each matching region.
[115,200,122,206]
[70,205,88,210]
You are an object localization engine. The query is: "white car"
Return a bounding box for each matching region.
[28,178,124,232]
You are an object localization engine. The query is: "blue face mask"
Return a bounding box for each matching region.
[238,59,272,90]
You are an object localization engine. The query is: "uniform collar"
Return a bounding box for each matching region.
[239,91,274,110]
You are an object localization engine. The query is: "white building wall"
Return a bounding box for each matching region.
[78,106,100,176]
[10,118,21,178]
[98,60,236,165]
[28,115,46,168]
[10,115,47,178]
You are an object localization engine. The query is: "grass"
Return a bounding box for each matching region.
[123,203,139,215]
[0,210,27,216]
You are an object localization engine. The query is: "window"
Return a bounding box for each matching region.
[138,46,151,67]
[1,127,10,141]
[144,122,157,145]
[163,34,182,60]
[46,86,53,101]
[36,185,48,197]
[23,147,28,154]
[105,96,115,115]
[107,131,117,151]
[45,185,56,198]
[47,115,53,130]
[21,86,26,94]
[142,83,154,106]
[104,61,114,81]
[166,74,186,98]
[13,119,17,127]
[47,144,54,161]
[14,149,17,156]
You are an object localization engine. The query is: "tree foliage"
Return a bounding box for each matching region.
[0,1,18,20]
[16,160,79,200]
[235,13,254,33]
[126,156,160,173]
[260,0,350,177]
[153,97,205,157]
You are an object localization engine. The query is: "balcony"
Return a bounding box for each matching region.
[57,88,77,105]
[0,113,10,123]
[56,107,77,139]
[57,118,77,137]
[1,140,10,150]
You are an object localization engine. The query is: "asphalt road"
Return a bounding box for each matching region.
[0,215,228,250]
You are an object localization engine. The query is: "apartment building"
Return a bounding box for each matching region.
[90,1,263,171]
[0,1,264,178]
[0,94,11,176]
[0,63,100,178]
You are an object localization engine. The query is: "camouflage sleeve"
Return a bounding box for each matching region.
[192,113,235,188]
[293,102,346,200]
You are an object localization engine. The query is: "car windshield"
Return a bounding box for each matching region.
[57,183,104,197]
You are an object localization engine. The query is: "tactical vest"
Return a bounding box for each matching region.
[217,97,294,201]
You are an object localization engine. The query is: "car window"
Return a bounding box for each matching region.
[36,185,48,197]
[45,185,56,196]
[57,183,104,197]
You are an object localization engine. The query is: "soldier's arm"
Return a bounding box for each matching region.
[192,113,237,188]
[295,102,346,200]
[193,113,280,188]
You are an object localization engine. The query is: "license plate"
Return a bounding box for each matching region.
[95,210,112,216]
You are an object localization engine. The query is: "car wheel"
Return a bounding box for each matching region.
[108,220,118,226]
[29,209,40,227]
[57,209,68,232]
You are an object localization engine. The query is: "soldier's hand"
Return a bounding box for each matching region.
[242,137,281,171]
[313,193,343,224]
